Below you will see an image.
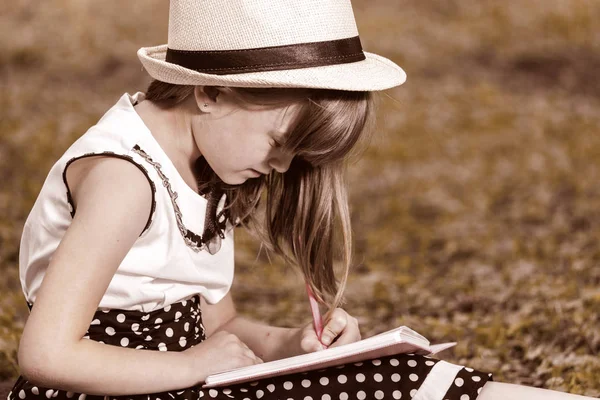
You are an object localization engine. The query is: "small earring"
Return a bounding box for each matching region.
[202,103,209,108]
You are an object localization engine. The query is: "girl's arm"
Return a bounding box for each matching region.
[17,157,257,395]
[200,293,302,361]
[201,293,362,361]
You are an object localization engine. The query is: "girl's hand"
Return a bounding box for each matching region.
[183,330,263,383]
[299,308,361,353]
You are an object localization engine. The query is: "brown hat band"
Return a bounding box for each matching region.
[165,36,365,75]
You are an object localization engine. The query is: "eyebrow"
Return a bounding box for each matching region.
[274,105,300,138]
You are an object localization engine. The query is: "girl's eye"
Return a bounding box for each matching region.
[270,138,283,148]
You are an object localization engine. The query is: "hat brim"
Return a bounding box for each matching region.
[137,45,406,91]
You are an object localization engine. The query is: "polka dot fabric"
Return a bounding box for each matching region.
[8,296,492,400]
[442,367,492,400]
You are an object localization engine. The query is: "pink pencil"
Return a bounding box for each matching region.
[306,283,327,348]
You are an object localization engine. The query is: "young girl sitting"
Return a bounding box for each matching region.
[7,0,594,399]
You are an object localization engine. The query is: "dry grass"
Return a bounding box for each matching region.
[1,0,599,396]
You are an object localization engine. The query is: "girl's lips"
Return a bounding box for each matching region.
[248,169,261,177]
[251,168,271,175]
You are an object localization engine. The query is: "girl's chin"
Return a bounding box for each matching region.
[219,177,246,185]
[219,171,257,186]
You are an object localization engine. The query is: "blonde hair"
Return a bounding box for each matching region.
[145,80,376,314]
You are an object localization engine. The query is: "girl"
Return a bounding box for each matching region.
[7,1,594,399]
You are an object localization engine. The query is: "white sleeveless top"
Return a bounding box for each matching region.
[19,92,235,312]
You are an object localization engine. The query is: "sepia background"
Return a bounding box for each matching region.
[1,0,599,396]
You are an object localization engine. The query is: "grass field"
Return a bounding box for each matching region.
[1,0,599,396]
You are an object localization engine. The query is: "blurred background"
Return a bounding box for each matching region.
[1,0,599,395]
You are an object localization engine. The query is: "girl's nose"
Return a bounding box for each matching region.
[269,149,294,173]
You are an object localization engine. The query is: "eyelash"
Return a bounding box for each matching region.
[270,138,283,148]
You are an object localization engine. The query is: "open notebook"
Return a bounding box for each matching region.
[203,326,456,388]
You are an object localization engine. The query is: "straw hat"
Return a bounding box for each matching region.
[137,0,406,91]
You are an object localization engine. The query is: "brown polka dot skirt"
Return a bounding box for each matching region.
[8,295,492,400]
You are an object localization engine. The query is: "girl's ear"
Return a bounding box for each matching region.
[193,86,221,112]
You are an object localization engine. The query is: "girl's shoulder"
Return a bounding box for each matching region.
[53,92,158,235]
[65,153,155,238]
